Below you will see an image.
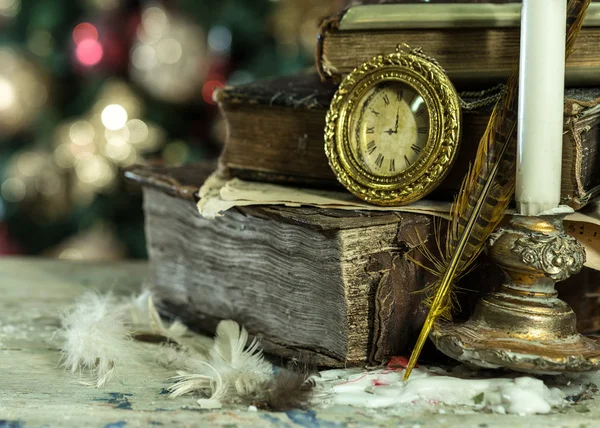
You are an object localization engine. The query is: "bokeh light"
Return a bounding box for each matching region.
[156,38,182,64]
[202,79,225,105]
[162,140,190,165]
[1,177,26,202]
[27,30,54,57]
[0,0,20,18]
[129,4,207,104]
[16,151,44,177]
[69,120,95,146]
[73,23,99,45]
[86,0,119,12]
[126,119,149,145]
[0,77,15,111]
[75,39,103,66]
[101,104,128,130]
[131,45,157,71]
[0,48,49,138]
[208,25,232,54]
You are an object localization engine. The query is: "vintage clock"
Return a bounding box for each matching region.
[324,49,461,206]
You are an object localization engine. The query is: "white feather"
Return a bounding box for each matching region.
[155,343,207,370]
[59,293,140,387]
[130,290,211,355]
[59,290,205,386]
[59,290,263,402]
[129,289,166,333]
[168,320,273,405]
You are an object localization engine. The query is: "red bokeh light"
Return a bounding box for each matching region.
[202,79,225,105]
[75,39,103,66]
[73,23,99,45]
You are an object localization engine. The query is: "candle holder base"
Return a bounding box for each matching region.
[432,213,600,374]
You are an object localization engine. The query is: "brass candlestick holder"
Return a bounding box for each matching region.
[433,212,600,374]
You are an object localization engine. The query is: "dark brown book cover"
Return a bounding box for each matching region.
[316,3,600,86]
[216,73,600,209]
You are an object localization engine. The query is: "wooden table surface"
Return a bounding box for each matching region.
[2,257,600,428]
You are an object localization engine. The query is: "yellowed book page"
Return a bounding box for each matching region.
[565,202,600,271]
[196,173,452,219]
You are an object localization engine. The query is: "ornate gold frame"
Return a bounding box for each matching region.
[324,51,461,206]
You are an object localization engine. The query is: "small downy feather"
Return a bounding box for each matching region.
[59,293,140,387]
[59,290,206,385]
[129,290,188,340]
[129,290,211,360]
[246,367,316,411]
[168,320,273,408]
[404,0,592,380]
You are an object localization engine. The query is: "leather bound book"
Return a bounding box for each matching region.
[217,73,600,209]
[316,2,600,86]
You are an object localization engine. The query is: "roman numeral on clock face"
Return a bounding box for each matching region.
[411,144,422,154]
[389,158,396,173]
[366,127,374,134]
[370,108,380,117]
[382,94,390,105]
[375,153,384,168]
[418,127,428,134]
[397,89,404,101]
[404,155,411,167]
[367,140,377,154]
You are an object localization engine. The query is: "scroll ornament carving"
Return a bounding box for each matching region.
[511,232,585,281]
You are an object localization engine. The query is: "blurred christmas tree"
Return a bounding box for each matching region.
[0,0,336,259]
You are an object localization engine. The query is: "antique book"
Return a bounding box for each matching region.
[217,73,600,209]
[127,163,600,367]
[128,163,434,366]
[316,2,600,86]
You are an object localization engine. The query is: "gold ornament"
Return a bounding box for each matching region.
[129,5,208,104]
[324,49,461,206]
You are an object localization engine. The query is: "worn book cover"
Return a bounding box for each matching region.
[316,3,600,85]
[217,73,600,209]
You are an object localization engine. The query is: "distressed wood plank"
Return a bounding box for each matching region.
[2,258,600,428]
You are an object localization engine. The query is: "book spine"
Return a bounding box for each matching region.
[316,13,344,81]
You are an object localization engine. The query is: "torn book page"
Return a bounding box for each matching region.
[196,172,453,219]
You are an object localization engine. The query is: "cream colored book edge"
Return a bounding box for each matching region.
[339,3,600,31]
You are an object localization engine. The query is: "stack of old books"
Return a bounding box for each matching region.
[128,1,600,367]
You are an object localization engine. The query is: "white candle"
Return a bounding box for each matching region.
[516,0,567,216]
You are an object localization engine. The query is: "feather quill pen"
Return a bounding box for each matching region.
[404,0,591,381]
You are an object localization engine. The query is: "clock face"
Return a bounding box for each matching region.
[324,51,460,206]
[348,81,429,177]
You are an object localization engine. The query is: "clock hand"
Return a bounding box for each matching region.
[383,111,400,135]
